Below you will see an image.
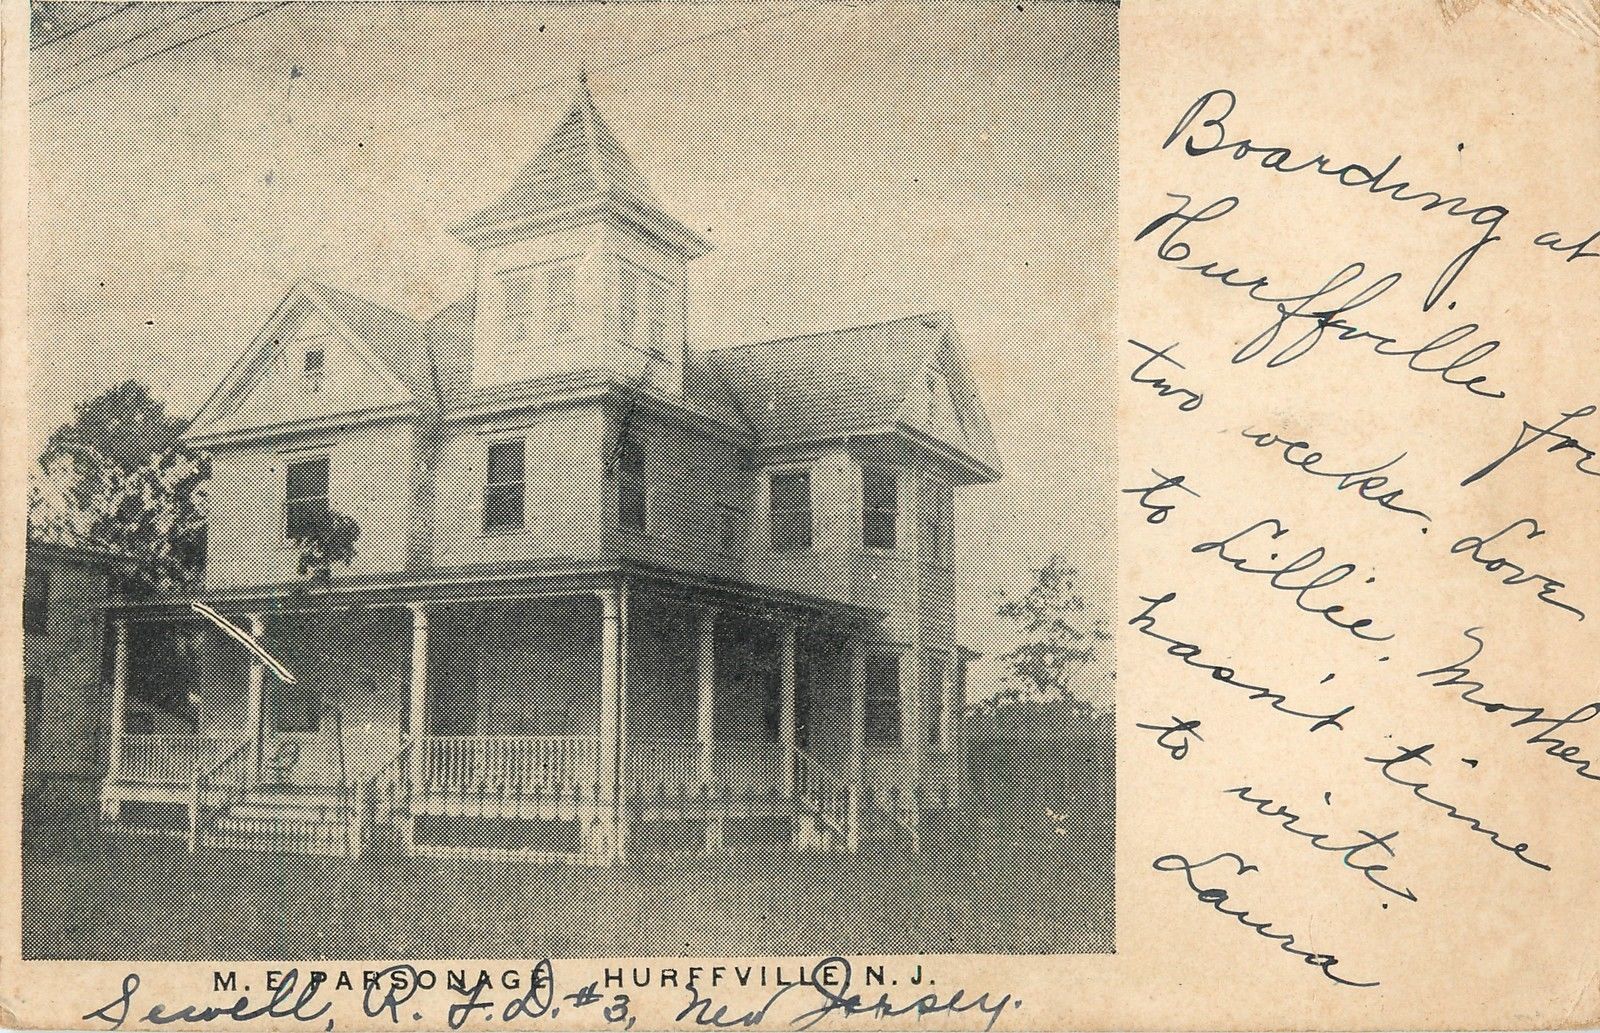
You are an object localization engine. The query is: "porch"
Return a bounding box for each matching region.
[99,574,966,861]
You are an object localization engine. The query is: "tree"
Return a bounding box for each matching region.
[29,381,209,598]
[984,556,1112,717]
[289,508,360,587]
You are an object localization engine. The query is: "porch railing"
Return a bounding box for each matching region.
[792,745,854,841]
[117,734,229,784]
[187,738,253,852]
[629,739,702,796]
[411,735,603,794]
[358,739,414,854]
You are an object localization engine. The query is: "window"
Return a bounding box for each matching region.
[545,262,577,341]
[617,261,640,350]
[864,653,903,744]
[24,675,43,741]
[921,650,950,749]
[644,275,671,357]
[919,485,954,568]
[502,260,576,346]
[769,470,813,551]
[284,457,330,539]
[504,272,536,343]
[716,504,746,552]
[23,567,49,634]
[862,468,898,551]
[483,439,526,532]
[616,433,647,532]
[302,348,324,391]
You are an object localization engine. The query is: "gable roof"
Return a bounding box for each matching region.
[705,313,1002,481]
[448,81,710,259]
[185,280,435,443]
[189,286,999,482]
[299,281,437,403]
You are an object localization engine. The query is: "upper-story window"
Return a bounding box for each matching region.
[617,261,640,351]
[644,275,672,357]
[546,263,577,340]
[23,567,49,634]
[284,456,330,538]
[716,504,746,552]
[921,649,949,749]
[484,439,526,533]
[302,348,325,392]
[615,433,647,532]
[615,258,675,359]
[919,484,954,568]
[769,470,813,551]
[503,260,576,346]
[864,652,903,744]
[862,468,898,551]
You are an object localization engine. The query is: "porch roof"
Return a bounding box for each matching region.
[108,559,884,629]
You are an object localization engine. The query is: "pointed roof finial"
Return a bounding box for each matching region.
[447,76,710,259]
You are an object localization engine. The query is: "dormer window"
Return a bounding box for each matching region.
[617,261,640,350]
[645,275,671,357]
[614,257,676,359]
[502,260,577,348]
[302,349,325,391]
[545,262,577,341]
[504,273,535,344]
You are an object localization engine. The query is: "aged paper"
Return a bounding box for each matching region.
[3,0,1599,1029]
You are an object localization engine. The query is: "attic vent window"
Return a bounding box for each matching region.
[303,349,325,391]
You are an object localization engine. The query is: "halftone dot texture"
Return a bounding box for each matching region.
[23,0,1115,961]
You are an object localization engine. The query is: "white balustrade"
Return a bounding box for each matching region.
[117,735,227,784]
[413,735,603,795]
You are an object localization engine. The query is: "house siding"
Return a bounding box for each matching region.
[430,405,609,569]
[203,419,421,589]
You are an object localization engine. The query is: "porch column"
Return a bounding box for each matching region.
[847,638,866,853]
[593,587,626,860]
[104,620,129,787]
[778,621,798,797]
[939,653,956,749]
[406,604,428,737]
[903,648,923,852]
[697,608,717,787]
[617,584,630,861]
[245,614,265,778]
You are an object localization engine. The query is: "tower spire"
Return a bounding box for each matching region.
[447,78,709,259]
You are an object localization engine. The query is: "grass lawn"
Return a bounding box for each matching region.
[21,818,1112,960]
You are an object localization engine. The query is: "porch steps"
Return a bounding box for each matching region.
[205,790,357,857]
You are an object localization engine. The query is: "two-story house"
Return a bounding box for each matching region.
[99,83,1002,861]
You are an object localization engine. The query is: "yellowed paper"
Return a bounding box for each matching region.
[4,0,1599,1029]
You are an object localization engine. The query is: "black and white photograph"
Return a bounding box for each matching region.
[21,0,1116,962]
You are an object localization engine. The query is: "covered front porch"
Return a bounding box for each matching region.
[100,570,964,861]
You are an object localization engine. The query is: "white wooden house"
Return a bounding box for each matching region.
[99,84,1002,861]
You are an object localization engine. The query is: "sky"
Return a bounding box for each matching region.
[28,1,1117,703]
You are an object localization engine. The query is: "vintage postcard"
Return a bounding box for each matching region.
[2,0,1598,1028]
